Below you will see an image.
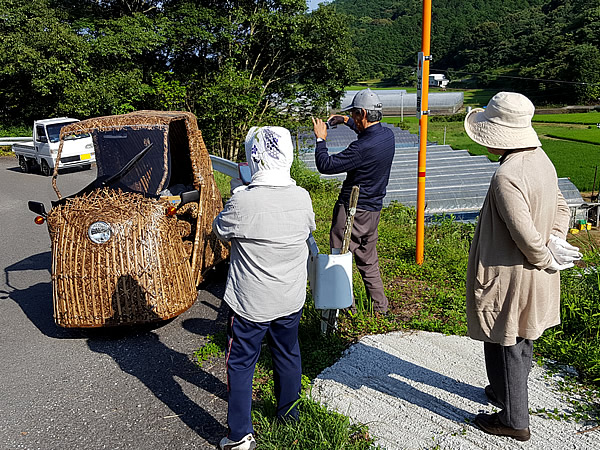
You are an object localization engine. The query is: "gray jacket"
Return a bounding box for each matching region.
[213,184,316,322]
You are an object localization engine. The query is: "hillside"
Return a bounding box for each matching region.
[329,0,600,104]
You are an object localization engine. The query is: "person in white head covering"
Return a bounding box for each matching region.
[464,92,581,441]
[213,126,315,450]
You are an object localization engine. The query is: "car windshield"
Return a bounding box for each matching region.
[47,122,89,143]
[92,126,171,195]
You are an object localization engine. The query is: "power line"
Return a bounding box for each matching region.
[438,68,594,87]
[360,62,600,87]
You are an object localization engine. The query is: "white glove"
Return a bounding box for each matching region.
[547,235,582,265]
[547,251,575,272]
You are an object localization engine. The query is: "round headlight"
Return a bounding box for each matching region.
[88,221,112,244]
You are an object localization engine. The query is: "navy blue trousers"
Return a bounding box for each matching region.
[225,307,302,441]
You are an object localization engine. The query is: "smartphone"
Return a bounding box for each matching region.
[238,162,252,185]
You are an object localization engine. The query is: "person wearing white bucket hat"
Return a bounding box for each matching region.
[213,126,316,450]
[464,92,581,441]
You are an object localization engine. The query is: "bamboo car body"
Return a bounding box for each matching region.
[35,110,228,327]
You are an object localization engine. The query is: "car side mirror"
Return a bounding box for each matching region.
[179,189,200,208]
[28,201,47,217]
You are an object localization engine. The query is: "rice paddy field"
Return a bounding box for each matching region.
[385,112,600,192]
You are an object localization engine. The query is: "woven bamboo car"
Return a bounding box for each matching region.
[28,111,229,328]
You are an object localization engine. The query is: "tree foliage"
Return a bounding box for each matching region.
[0,0,356,160]
[330,0,600,104]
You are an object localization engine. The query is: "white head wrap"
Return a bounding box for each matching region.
[244,126,296,187]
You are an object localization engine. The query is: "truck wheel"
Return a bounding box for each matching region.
[40,159,51,176]
[19,156,31,173]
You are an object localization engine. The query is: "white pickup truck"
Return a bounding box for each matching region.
[13,117,95,176]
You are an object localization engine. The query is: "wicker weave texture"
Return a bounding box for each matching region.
[55,110,229,285]
[47,189,197,327]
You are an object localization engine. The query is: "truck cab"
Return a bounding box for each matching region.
[14,118,95,176]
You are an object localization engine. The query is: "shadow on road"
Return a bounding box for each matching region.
[4,251,231,444]
[1,251,81,338]
[87,326,228,445]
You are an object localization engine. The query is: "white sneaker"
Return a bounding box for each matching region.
[218,433,256,450]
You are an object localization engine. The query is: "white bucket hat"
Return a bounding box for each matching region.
[464,92,541,149]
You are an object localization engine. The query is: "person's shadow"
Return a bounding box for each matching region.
[84,270,231,444]
[3,251,230,444]
[87,328,228,444]
[317,340,487,424]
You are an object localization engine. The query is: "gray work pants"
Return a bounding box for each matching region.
[330,202,388,313]
[484,338,533,430]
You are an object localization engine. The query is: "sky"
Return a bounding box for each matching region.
[307,0,329,11]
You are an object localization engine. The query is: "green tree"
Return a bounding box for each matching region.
[0,0,89,123]
[2,0,356,156]
[65,12,168,116]
[166,0,356,160]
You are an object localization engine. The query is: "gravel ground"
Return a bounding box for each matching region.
[312,330,599,449]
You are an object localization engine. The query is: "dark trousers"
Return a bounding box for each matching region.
[225,308,302,441]
[330,202,388,312]
[484,338,533,430]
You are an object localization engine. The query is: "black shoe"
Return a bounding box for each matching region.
[474,413,530,441]
[484,385,504,408]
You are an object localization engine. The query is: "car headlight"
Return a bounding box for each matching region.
[88,221,112,244]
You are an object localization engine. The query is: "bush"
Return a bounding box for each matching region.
[430,112,467,123]
[291,157,340,193]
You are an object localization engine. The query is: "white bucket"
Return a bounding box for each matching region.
[308,248,353,310]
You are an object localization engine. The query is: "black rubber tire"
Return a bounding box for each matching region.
[40,159,51,176]
[18,156,31,173]
[82,164,92,170]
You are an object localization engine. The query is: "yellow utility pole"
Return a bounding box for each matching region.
[416,0,432,265]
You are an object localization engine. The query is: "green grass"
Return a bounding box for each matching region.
[252,391,378,449]
[542,128,600,146]
[537,231,600,383]
[533,112,600,125]
[382,116,600,191]
[459,89,497,108]
[539,140,600,191]
[0,124,30,156]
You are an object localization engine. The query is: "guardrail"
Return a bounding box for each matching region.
[209,154,238,178]
[0,136,30,147]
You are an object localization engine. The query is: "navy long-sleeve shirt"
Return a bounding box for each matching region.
[315,118,395,211]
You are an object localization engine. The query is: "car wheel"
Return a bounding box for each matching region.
[19,156,31,173]
[82,164,92,171]
[40,159,51,176]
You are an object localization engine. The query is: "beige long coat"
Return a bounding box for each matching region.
[466,148,571,346]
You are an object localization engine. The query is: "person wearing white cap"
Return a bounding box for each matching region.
[463,92,581,441]
[213,126,316,450]
[311,88,395,314]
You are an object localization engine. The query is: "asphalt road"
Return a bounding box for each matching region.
[0,156,230,449]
